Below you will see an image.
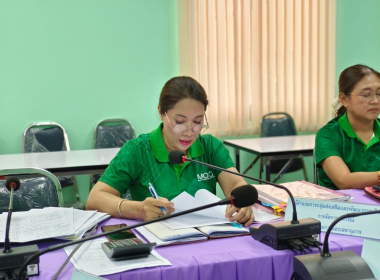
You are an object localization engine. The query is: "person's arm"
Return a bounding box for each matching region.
[217,167,255,226]
[86,181,174,221]
[321,156,378,189]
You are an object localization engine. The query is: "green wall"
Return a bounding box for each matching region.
[336,0,380,87]
[0,0,179,204]
[0,0,179,155]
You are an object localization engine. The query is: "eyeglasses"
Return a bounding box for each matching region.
[350,91,380,103]
[165,112,209,135]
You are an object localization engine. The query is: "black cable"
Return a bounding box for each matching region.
[300,236,322,253]
[52,224,98,280]
[287,238,309,252]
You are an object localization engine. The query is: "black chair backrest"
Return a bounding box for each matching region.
[24,126,66,153]
[95,124,134,149]
[261,112,297,137]
[261,112,302,173]
[0,177,60,214]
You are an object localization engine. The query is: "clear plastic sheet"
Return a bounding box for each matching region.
[95,124,134,149]
[0,177,59,214]
[24,126,74,187]
[24,127,66,153]
[92,123,135,186]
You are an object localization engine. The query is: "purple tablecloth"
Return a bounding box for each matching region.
[21,189,380,280]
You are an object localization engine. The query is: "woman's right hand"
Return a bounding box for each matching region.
[139,197,175,221]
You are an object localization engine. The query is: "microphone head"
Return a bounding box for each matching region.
[231,185,258,208]
[168,150,185,164]
[6,177,21,191]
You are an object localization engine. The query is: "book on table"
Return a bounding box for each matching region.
[254,180,352,206]
[135,189,250,246]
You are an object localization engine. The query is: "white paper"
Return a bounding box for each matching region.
[161,189,229,230]
[171,191,227,219]
[161,212,227,230]
[252,208,281,222]
[135,226,208,246]
[0,209,72,242]
[0,208,110,243]
[64,238,171,275]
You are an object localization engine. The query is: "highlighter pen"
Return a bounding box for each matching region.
[148,182,167,215]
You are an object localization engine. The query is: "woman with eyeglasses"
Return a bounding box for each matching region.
[87,76,254,226]
[315,64,380,190]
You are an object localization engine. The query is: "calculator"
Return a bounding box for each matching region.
[101,238,156,260]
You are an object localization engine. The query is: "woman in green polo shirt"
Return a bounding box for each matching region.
[87,76,254,226]
[315,64,380,190]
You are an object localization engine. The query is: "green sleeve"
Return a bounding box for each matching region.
[206,135,236,177]
[315,126,343,166]
[99,141,139,194]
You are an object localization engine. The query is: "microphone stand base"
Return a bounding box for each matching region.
[249,218,321,250]
[293,250,376,280]
[0,244,39,278]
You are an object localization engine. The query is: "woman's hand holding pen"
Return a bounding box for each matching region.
[225,205,254,227]
[139,197,175,221]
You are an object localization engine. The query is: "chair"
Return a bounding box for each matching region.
[90,118,135,193]
[0,168,64,214]
[244,112,309,183]
[313,149,319,185]
[22,122,84,209]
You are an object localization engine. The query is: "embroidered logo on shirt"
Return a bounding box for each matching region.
[197,171,215,181]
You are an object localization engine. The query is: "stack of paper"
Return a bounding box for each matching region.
[65,238,171,276]
[0,207,110,243]
[254,180,352,206]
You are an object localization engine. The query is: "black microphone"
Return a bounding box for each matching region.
[0,177,40,279]
[3,177,20,253]
[168,150,321,250]
[293,210,379,280]
[16,184,257,280]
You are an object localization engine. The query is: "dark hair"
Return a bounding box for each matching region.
[158,76,208,114]
[335,64,380,116]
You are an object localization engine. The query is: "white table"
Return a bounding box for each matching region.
[223,135,315,182]
[0,148,120,176]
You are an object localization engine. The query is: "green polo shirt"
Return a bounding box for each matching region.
[315,113,380,189]
[99,123,235,201]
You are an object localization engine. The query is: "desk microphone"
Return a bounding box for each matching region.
[293,210,380,280]
[168,150,321,250]
[16,184,258,280]
[0,177,40,279]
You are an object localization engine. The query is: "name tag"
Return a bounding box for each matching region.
[284,198,380,240]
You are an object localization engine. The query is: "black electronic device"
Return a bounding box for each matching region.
[101,224,138,241]
[101,238,156,260]
[372,185,380,192]
[168,150,322,250]
[16,184,258,280]
[0,177,40,279]
[249,218,320,250]
[292,210,380,280]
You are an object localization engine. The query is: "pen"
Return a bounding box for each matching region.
[148,182,167,215]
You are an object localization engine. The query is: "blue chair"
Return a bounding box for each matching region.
[22,122,84,209]
[0,168,63,214]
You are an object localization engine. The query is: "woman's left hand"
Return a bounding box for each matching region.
[225,205,255,227]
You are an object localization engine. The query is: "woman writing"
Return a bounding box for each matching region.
[87,76,254,226]
[315,64,380,190]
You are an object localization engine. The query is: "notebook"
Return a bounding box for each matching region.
[135,222,249,246]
